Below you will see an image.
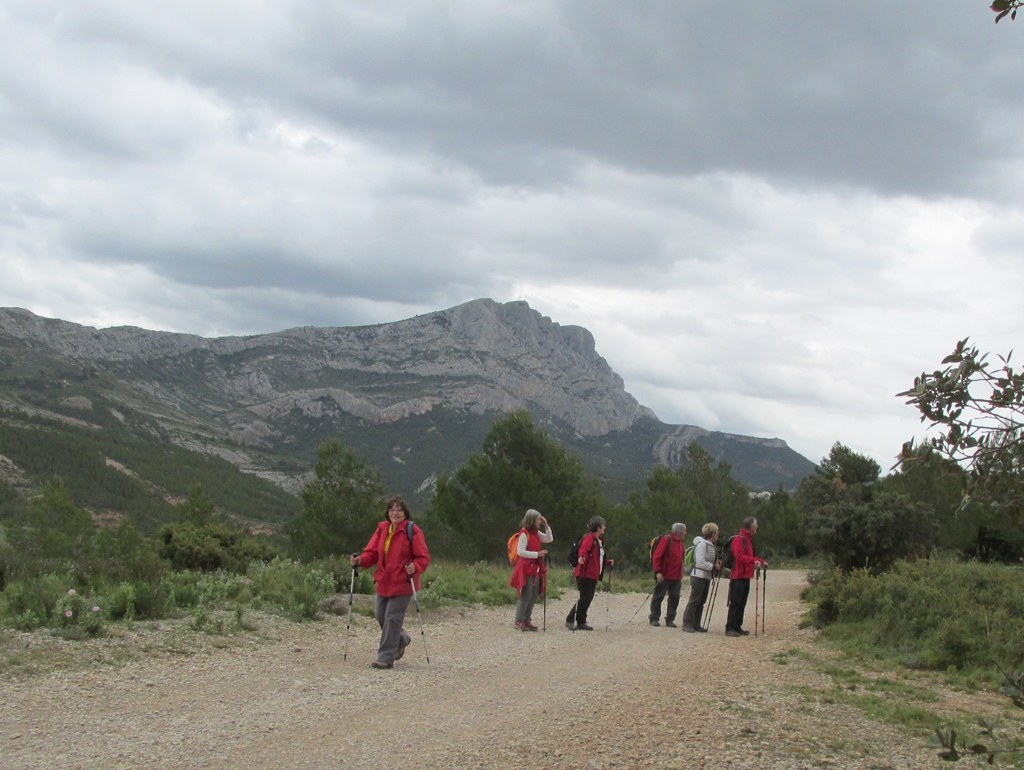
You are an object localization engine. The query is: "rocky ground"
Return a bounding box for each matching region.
[0,571,1005,769]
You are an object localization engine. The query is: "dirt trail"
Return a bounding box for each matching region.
[1,571,940,769]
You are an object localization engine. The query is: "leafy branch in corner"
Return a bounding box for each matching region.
[898,338,1024,514]
[933,666,1023,763]
[991,0,1022,23]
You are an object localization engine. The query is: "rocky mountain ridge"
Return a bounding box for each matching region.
[0,299,815,503]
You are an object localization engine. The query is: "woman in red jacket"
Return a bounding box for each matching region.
[350,495,431,669]
[565,516,614,631]
[509,508,553,631]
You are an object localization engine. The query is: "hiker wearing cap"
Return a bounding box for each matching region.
[350,495,431,669]
[648,522,686,627]
[565,516,614,631]
[725,517,767,637]
[509,509,553,631]
[681,522,721,632]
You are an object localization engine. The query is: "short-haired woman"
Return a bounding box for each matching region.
[681,522,721,632]
[565,516,614,631]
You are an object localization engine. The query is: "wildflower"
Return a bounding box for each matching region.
[91,606,100,613]
[64,610,73,618]
[67,589,76,596]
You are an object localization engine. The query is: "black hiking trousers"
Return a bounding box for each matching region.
[726,578,750,632]
[567,577,598,626]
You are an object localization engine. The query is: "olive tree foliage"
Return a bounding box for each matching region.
[898,339,1024,559]
[427,410,606,562]
[288,441,388,560]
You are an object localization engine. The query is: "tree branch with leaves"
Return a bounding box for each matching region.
[898,338,1023,516]
[991,0,1023,23]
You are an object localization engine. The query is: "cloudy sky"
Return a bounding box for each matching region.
[2,1,1023,469]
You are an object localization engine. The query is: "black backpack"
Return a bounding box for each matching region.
[568,534,585,567]
[568,533,598,568]
[720,534,748,573]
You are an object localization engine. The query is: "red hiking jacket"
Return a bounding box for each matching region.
[652,533,685,581]
[573,532,607,580]
[356,520,431,597]
[729,529,764,581]
[509,528,547,595]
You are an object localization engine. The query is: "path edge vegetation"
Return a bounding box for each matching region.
[1,339,1022,762]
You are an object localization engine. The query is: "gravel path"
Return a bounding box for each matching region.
[1,571,943,769]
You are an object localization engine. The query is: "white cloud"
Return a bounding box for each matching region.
[2,0,1023,471]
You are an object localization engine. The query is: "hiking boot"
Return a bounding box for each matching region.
[649,619,660,627]
[524,623,539,631]
[576,623,594,631]
[514,621,527,631]
[395,640,408,660]
[371,660,394,669]
[739,629,751,636]
[665,621,677,628]
[681,626,696,633]
[725,629,742,637]
[695,627,708,633]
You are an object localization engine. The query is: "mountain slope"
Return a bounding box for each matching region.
[0,299,815,519]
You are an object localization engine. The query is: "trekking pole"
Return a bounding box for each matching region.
[343,559,358,661]
[761,566,767,636]
[701,573,720,631]
[754,566,761,637]
[604,569,612,632]
[542,553,550,632]
[408,570,430,665]
[628,586,656,623]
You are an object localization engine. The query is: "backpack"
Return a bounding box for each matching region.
[720,534,747,573]
[683,545,695,576]
[568,534,585,567]
[648,534,668,570]
[507,531,521,565]
[569,533,599,568]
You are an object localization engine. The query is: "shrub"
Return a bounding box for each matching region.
[804,559,1024,673]
[157,521,276,573]
[249,558,335,620]
[54,588,104,639]
[104,580,169,621]
[1,574,71,630]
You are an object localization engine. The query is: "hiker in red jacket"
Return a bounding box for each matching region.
[565,516,614,631]
[648,522,686,627]
[508,509,553,631]
[725,517,766,637]
[351,495,430,668]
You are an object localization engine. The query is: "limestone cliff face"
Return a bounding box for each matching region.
[0,299,654,439]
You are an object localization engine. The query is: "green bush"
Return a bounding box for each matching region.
[804,559,1024,673]
[156,521,276,573]
[54,588,104,639]
[104,580,169,621]
[2,574,71,630]
[249,558,334,620]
